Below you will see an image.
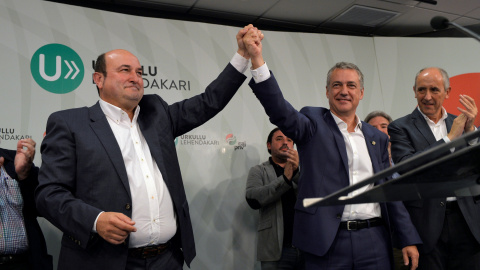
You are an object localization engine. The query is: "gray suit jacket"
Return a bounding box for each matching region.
[389,108,480,253]
[35,64,246,270]
[246,160,299,261]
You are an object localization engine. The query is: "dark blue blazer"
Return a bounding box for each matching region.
[249,73,421,257]
[0,148,53,270]
[389,108,480,253]
[35,64,246,270]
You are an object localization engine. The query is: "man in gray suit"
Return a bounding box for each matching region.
[35,25,257,270]
[246,127,303,270]
[389,67,480,269]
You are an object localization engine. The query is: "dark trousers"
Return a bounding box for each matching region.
[0,261,30,270]
[303,226,391,270]
[418,202,480,270]
[261,246,305,270]
[126,246,184,270]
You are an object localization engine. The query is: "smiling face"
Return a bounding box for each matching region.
[326,68,364,119]
[93,49,144,114]
[414,68,450,123]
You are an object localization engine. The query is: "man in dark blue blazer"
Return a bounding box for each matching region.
[0,139,53,270]
[388,67,480,269]
[35,26,256,270]
[242,28,421,270]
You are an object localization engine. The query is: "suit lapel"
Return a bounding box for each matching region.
[88,102,131,198]
[445,114,454,132]
[323,111,349,174]
[412,109,438,145]
[362,124,382,174]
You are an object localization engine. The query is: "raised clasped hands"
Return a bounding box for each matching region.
[236,24,264,69]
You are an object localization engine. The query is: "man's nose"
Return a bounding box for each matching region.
[129,71,141,84]
[340,85,349,94]
[424,90,432,100]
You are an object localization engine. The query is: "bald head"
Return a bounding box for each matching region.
[92,49,144,117]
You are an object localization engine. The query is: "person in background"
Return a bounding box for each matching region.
[0,138,53,270]
[389,67,480,269]
[364,111,393,165]
[246,127,304,270]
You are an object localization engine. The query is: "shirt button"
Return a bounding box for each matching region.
[125,203,131,210]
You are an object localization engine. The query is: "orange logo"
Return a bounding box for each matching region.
[445,73,480,127]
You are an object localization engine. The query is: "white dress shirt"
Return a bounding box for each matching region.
[331,114,382,221]
[99,100,176,247]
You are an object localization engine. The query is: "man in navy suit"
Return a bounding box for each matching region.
[35,25,257,270]
[242,27,421,270]
[388,67,480,269]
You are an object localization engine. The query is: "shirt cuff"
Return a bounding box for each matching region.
[250,62,271,83]
[92,211,104,233]
[230,52,249,74]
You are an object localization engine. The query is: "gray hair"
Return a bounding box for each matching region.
[364,110,393,124]
[414,67,450,90]
[326,62,364,89]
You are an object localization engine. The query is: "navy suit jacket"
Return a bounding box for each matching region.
[249,73,421,257]
[35,64,246,270]
[0,148,53,270]
[389,108,480,253]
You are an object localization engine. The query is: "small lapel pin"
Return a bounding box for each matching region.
[372,141,376,145]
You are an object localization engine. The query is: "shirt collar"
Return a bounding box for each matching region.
[417,106,448,125]
[330,111,362,131]
[99,99,140,125]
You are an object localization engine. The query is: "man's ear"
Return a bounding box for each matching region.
[445,86,451,99]
[93,72,104,90]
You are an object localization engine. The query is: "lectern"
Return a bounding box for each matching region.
[304,129,480,208]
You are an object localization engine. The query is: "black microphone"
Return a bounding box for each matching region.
[430,16,480,43]
[430,16,449,30]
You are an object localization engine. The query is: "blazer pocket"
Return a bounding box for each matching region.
[258,217,272,231]
[294,201,318,215]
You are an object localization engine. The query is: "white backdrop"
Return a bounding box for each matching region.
[1,0,480,269]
